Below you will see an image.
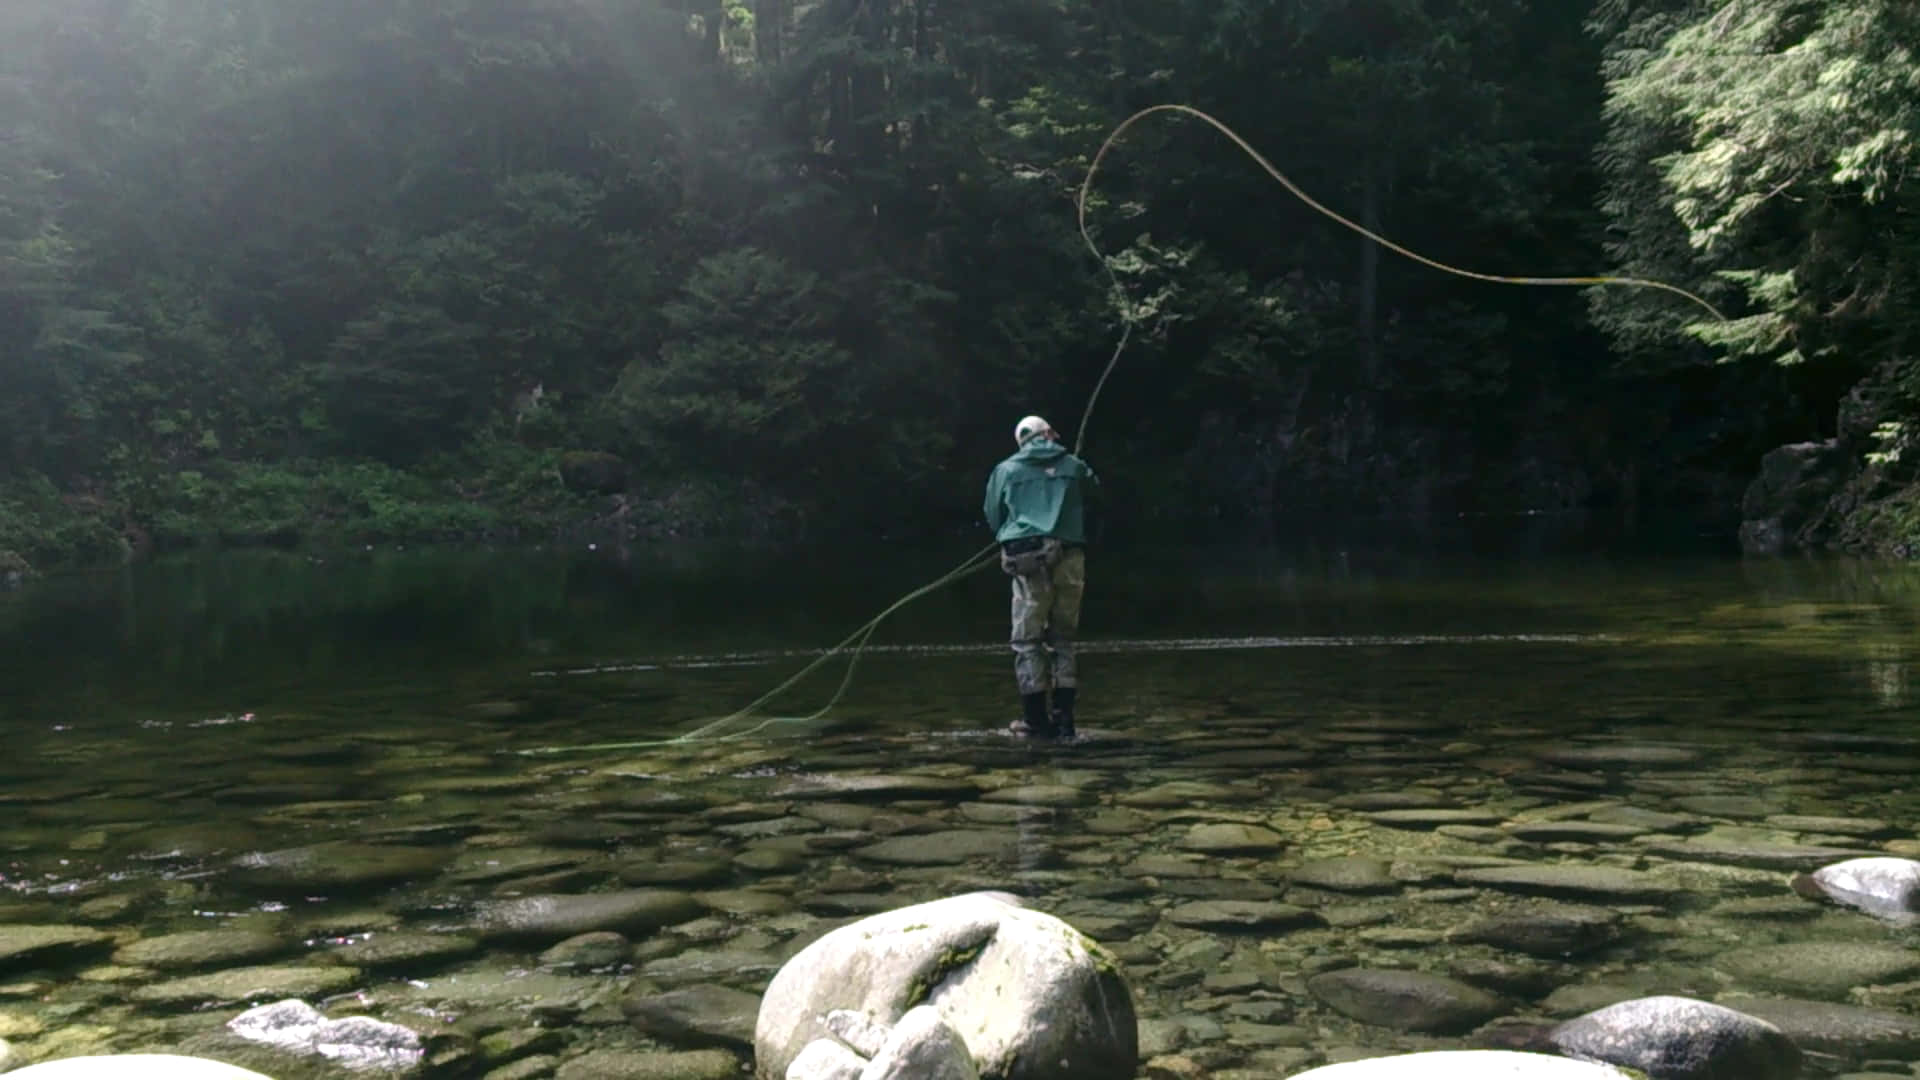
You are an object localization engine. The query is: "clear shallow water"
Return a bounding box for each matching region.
[3,541,1920,1077]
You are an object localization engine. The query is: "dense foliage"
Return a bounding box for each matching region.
[1591,0,1920,552]
[1,0,1915,571]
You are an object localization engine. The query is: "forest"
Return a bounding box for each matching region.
[1,0,1915,575]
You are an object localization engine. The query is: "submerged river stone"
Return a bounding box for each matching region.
[1587,805,1701,832]
[615,857,734,888]
[1450,903,1626,958]
[1765,814,1902,839]
[1671,795,1779,820]
[1536,745,1701,769]
[121,823,273,861]
[1708,896,1822,922]
[323,932,480,970]
[771,774,979,802]
[1116,781,1242,809]
[1164,901,1321,932]
[981,784,1089,807]
[1503,822,1648,844]
[446,847,589,884]
[112,931,286,972]
[1124,854,1215,879]
[1289,857,1397,894]
[1083,809,1154,835]
[230,842,451,893]
[0,925,114,971]
[470,890,704,943]
[853,830,1019,866]
[639,947,784,988]
[379,970,618,1014]
[1305,968,1505,1034]
[621,983,761,1052]
[694,890,792,917]
[1329,791,1458,811]
[130,965,362,1008]
[1365,809,1504,830]
[555,1049,741,1080]
[539,931,629,972]
[1177,823,1286,855]
[1642,837,1877,872]
[1719,995,1920,1060]
[1719,943,1920,998]
[1453,865,1682,905]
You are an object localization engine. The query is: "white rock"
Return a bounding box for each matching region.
[226,997,422,1070]
[860,1006,977,1080]
[824,1010,890,1058]
[3,1054,276,1080]
[226,999,327,1049]
[1286,1049,1642,1079]
[1548,994,1800,1080]
[787,1038,867,1080]
[1797,856,1920,922]
[754,891,1136,1080]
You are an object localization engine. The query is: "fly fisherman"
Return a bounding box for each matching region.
[983,415,1095,739]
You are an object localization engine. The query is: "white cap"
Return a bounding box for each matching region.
[1014,415,1053,447]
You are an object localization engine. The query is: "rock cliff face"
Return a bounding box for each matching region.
[1739,439,1920,558]
[1738,440,1849,555]
[1740,365,1920,558]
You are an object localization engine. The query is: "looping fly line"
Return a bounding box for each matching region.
[1068,104,1727,453]
[521,103,1726,757]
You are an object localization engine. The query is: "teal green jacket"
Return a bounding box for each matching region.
[984,437,1095,545]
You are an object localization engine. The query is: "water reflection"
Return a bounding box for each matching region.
[1864,641,1911,707]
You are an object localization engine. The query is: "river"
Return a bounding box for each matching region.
[2,535,1918,1076]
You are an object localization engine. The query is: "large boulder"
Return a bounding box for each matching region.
[1283,1050,1640,1078]
[1548,995,1802,1080]
[753,892,1136,1080]
[3,1055,274,1079]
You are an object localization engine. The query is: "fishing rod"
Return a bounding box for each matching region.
[518,104,1725,757]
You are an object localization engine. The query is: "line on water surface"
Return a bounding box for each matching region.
[530,632,1614,678]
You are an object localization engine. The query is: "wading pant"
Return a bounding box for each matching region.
[1003,541,1085,696]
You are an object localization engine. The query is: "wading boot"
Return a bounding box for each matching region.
[1051,687,1077,740]
[1010,692,1055,738]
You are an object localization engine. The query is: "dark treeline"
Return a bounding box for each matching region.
[1,0,1915,573]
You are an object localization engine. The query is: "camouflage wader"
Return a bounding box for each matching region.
[1000,537,1085,695]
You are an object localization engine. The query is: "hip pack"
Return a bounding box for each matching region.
[999,536,1062,577]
